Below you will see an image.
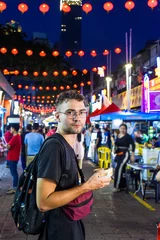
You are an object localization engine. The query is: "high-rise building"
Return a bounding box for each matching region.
[60,0,82,67]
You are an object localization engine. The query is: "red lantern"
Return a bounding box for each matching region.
[73,84,78,89]
[11,48,18,55]
[115,48,121,54]
[42,71,48,77]
[23,70,28,76]
[102,66,106,70]
[3,69,9,75]
[39,3,49,14]
[0,2,7,12]
[39,86,43,90]
[82,3,92,14]
[33,71,39,77]
[92,67,97,72]
[52,51,59,57]
[42,96,45,99]
[90,50,97,57]
[14,70,19,75]
[53,86,57,91]
[78,50,85,57]
[18,84,22,89]
[66,85,70,90]
[62,70,68,76]
[65,51,72,57]
[25,86,29,90]
[87,81,91,85]
[47,96,50,99]
[46,86,50,90]
[125,1,135,11]
[62,3,71,13]
[60,86,64,90]
[80,82,84,87]
[53,71,59,77]
[72,70,77,76]
[82,69,88,75]
[103,49,109,55]
[18,3,28,13]
[0,47,7,54]
[32,86,36,91]
[26,49,33,56]
[39,51,46,57]
[148,0,158,9]
[103,2,114,12]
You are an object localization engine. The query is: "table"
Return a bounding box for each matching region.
[127,163,156,196]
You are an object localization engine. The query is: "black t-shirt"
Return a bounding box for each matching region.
[37,136,85,240]
[96,130,102,149]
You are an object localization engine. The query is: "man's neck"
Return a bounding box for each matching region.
[13,131,18,136]
[56,129,77,148]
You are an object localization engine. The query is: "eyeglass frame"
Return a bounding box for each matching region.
[58,109,87,118]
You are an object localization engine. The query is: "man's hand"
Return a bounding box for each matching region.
[84,169,111,191]
[130,153,135,163]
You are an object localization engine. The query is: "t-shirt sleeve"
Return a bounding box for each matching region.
[8,136,16,149]
[37,139,63,184]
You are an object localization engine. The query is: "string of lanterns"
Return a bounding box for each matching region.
[3,65,107,76]
[0,1,158,14]
[23,105,55,113]
[0,47,122,58]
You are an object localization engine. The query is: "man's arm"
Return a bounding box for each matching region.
[36,170,111,212]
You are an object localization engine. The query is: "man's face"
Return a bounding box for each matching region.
[56,99,86,134]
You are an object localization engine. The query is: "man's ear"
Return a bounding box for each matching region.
[55,112,60,122]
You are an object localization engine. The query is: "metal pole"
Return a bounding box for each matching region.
[109,50,112,76]
[107,54,109,77]
[125,32,130,111]
[80,86,83,95]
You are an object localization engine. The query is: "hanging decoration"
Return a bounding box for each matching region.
[11,48,18,55]
[39,86,43,90]
[72,70,77,76]
[78,50,85,57]
[90,50,97,57]
[39,51,46,57]
[125,1,135,11]
[92,67,97,72]
[26,49,33,56]
[62,3,71,13]
[53,86,57,91]
[0,2,6,12]
[102,66,106,70]
[32,86,36,90]
[82,69,88,74]
[46,86,50,90]
[53,71,59,76]
[62,70,68,76]
[66,85,70,90]
[33,71,39,77]
[103,49,109,55]
[3,69,9,74]
[42,71,48,77]
[39,3,49,14]
[147,0,158,9]
[60,86,64,90]
[114,48,121,54]
[25,86,29,90]
[103,2,114,13]
[87,81,92,85]
[14,70,19,75]
[0,47,7,54]
[80,82,85,87]
[18,3,28,14]
[73,84,78,88]
[52,50,59,57]
[18,84,22,89]
[65,51,72,57]
[23,70,28,76]
[82,3,92,14]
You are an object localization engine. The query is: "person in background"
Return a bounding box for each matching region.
[6,124,21,194]
[152,137,160,148]
[84,125,92,158]
[74,132,85,170]
[4,125,13,168]
[46,126,56,138]
[94,124,102,165]
[104,126,111,149]
[24,123,44,166]
[21,124,32,171]
[113,123,135,193]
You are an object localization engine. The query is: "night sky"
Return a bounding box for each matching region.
[0,0,160,71]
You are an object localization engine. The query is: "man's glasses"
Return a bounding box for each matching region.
[59,110,87,118]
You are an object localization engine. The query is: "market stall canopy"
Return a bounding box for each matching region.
[86,108,100,123]
[91,111,160,121]
[0,72,15,99]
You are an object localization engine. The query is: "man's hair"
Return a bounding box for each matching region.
[55,90,86,109]
[33,123,39,130]
[26,124,32,131]
[11,124,19,132]
[95,124,100,130]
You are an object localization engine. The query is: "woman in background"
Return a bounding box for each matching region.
[113,124,135,192]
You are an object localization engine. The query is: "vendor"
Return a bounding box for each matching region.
[113,123,135,193]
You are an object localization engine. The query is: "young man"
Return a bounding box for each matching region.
[6,124,21,194]
[36,90,111,240]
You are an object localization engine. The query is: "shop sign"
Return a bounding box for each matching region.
[149,91,160,111]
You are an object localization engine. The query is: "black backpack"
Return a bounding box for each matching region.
[10,134,68,235]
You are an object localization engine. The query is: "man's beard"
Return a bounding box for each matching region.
[63,125,83,134]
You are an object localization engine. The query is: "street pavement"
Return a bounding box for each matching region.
[0,157,160,240]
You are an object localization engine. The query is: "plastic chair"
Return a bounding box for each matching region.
[98,147,111,169]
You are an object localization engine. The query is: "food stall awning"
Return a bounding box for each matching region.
[90,111,160,121]
[0,72,15,99]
